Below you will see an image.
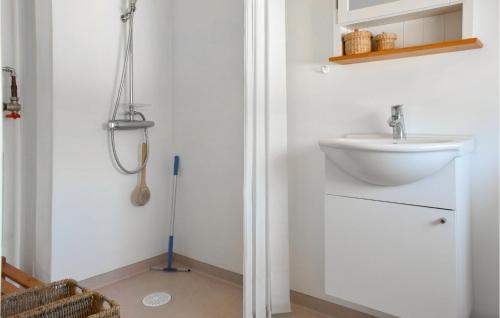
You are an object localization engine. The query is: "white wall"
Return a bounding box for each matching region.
[34,0,53,282]
[286,1,499,317]
[17,0,38,277]
[172,0,244,274]
[37,0,244,281]
[49,0,174,281]
[1,0,22,268]
[1,0,38,276]
[2,0,245,282]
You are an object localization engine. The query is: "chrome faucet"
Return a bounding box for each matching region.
[388,105,406,140]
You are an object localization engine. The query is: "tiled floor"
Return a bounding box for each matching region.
[98,268,331,318]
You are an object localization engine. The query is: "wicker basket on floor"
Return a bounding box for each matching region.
[2,279,87,317]
[10,292,119,318]
[1,279,119,318]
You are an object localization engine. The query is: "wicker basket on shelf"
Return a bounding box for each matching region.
[344,29,372,55]
[375,32,398,51]
[1,280,120,318]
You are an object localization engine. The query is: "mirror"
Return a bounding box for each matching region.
[349,0,399,10]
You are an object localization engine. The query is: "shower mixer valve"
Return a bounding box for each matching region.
[2,66,21,119]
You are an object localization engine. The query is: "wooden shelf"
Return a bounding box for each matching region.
[329,38,483,65]
[1,256,44,295]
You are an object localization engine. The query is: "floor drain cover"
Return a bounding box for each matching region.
[142,292,172,307]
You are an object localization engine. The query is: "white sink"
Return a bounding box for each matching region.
[319,134,474,186]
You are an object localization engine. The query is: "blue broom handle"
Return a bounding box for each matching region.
[170,156,179,235]
[173,155,180,176]
[167,235,174,269]
[168,155,180,267]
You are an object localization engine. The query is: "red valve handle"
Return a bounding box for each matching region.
[6,112,21,119]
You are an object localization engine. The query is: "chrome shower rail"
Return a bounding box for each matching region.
[109,0,154,174]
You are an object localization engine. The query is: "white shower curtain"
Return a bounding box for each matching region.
[266,0,291,313]
[243,0,290,316]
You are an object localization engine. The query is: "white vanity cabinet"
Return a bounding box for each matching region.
[326,196,458,317]
[338,0,460,25]
[323,156,472,318]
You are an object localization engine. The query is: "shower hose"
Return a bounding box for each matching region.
[109,7,150,174]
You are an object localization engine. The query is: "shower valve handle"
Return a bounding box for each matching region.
[6,112,21,119]
[10,76,18,98]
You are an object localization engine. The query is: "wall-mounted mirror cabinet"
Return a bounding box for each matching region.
[332,0,480,63]
[349,0,399,11]
[338,0,458,25]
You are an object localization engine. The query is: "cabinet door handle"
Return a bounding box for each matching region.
[439,217,447,224]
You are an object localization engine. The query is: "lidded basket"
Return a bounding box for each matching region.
[375,32,398,51]
[344,29,372,55]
